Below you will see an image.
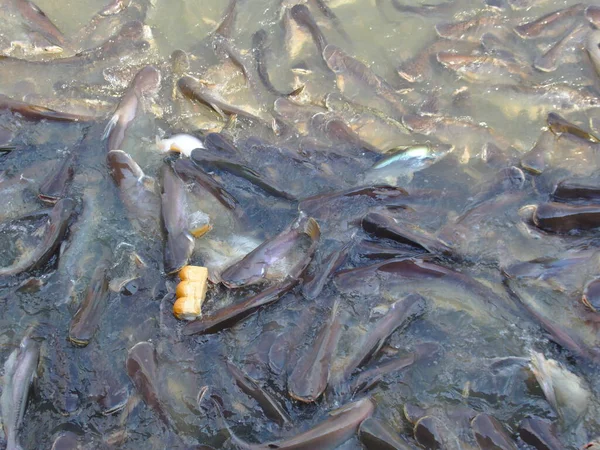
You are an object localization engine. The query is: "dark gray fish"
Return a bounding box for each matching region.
[126,341,170,427]
[214,0,237,38]
[514,4,585,39]
[0,94,95,122]
[310,113,381,153]
[183,278,297,336]
[252,29,292,96]
[302,242,351,300]
[38,151,75,204]
[518,417,563,450]
[50,431,82,450]
[323,44,405,114]
[288,300,343,403]
[68,256,111,347]
[532,202,600,233]
[413,416,458,449]
[435,14,504,42]
[189,153,296,201]
[520,130,555,175]
[547,112,600,143]
[362,212,453,257]
[309,0,351,42]
[225,361,291,426]
[0,198,75,277]
[464,166,525,210]
[107,150,161,235]
[587,6,600,28]
[219,397,375,450]
[552,179,600,202]
[436,51,531,84]
[1,335,40,450]
[220,214,320,288]
[471,413,517,450]
[15,0,67,48]
[291,4,328,57]
[338,294,426,382]
[161,165,194,275]
[173,158,240,211]
[358,417,415,450]
[103,65,161,151]
[534,22,588,73]
[391,0,453,17]
[346,352,417,395]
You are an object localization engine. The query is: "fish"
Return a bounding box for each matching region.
[288,300,343,403]
[437,51,531,84]
[68,254,111,347]
[14,0,67,48]
[252,30,290,96]
[547,112,600,143]
[218,397,375,450]
[220,214,320,288]
[0,94,95,122]
[309,0,350,42]
[107,150,161,235]
[126,341,170,427]
[436,14,505,42]
[471,413,517,450]
[0,198,75,278]
[586,30,600,78]
[157,133,205,158]
[302,242,351,300]
[214,0,238,39]
[358,417,415,450]
[514,4,586,39]
[529,351,590,429]
[532,202,600,233]
[161,166,194,275]
[336,294,426,383]
[323,44,405,115]
[518,417,563,450]
[225,361,291,426]
[587,5,600,27]
[183,278,297,336]
[534,22,588,73]
[103,65,161,151]
[38,151,76,204]
[1,334,40,450]
[291,5,328,57]
[552,179,600,202]
[391,0,453,17]
[582,277,600,311]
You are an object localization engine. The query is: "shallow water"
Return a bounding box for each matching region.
[0,0,600,449]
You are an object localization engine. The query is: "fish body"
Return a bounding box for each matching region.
[1,335,40,450]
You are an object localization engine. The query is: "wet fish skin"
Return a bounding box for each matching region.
[339,294,426,382]
[436,14,503,42]
[358,417,415,450]
[104,65,161,151]
[514,4,586,39]
[533,202,600,233]
[471,413,517,450]
[547,112,600,143]
[0,197,75,277]
[214,0,237,38]
[552,180,600,202]
[161,166,194,275]
[252,29,287,96]
[68,257,111,347]
[534,23,588,73]
[225,361,291,426]
[346,352,417,395]
[183,278,297,336]
[586,30,600,78]
[291,4,328,56]
[38,151,75,204]
[302,242,351,300]
[288,300,343,403]
[220,215,320,288]
[587,6,600,28]
[1,335,40,450]
[219,397,375,450]
[518,417,563,450]
[0,94,95,122]
[15,0,67,48]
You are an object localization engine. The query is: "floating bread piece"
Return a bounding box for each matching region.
[173,266,208,320]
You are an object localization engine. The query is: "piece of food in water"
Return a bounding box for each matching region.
[518,417,564,450]
[1,334,40,450]
[471,413,518,450]
[157,134,205,157]
[288,300,343,403]
[103,65,161,151]
[173,266,208,320]
[216,396,375,450]
[220,214,320,288]
[532,202,600,233]
[0,198,75,277]
[529,351,590,429]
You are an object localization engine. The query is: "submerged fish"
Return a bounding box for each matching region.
[1,334,40,450]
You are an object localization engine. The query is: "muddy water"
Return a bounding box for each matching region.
[0,0,599,449]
